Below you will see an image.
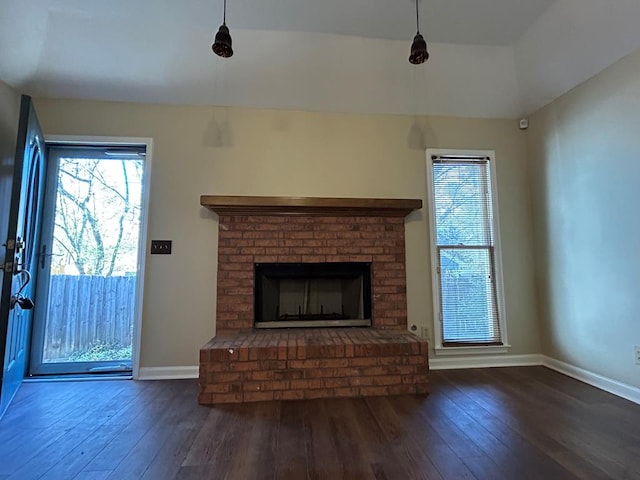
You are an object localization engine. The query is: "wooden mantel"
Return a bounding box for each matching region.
[200,195,422,217]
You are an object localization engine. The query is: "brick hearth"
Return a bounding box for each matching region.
[199,329,428,403]
[198,196,428,404]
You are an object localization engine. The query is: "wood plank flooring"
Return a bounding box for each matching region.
[0,367,638,479]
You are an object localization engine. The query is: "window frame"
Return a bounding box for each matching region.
[425,148,510,356]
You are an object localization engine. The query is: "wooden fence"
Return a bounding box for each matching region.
[44,275,136,361]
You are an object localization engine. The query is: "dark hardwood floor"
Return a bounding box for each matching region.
[0,367,638,480]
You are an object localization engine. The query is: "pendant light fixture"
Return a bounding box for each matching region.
[212,0,233,58]
[409,0,429,65]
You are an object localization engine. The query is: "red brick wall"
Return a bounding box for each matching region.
[216,215,408,331]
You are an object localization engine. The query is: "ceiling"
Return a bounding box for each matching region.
[1,0,639,118]
[209,0,556,45]
[0,0,555,45]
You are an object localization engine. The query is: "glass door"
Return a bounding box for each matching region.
[30,145,145,376]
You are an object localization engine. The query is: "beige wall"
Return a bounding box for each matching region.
[0,80,20,235]
[33,98,540,368]
[527,50,640,388]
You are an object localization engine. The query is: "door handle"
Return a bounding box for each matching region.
[10,270,34,310]
[39,244,61,269]
[16,269,31,295]
[10,294,34,310]
[40,244,47,269]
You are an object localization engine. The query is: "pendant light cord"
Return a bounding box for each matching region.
[223,0,227,25]
[415,0,420,34]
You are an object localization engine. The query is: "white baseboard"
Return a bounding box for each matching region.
[137,366,199,380]
[428,354,544,370]
[428,353,639,405]
[133,357,639,405]
[541,356,640,405]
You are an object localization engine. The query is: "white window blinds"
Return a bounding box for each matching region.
[431,155,502,346]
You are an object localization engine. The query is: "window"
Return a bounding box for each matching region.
[426,149,508,353]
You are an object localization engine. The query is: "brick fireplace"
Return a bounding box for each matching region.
[198,196,429,404]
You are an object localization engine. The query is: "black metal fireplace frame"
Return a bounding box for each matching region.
[254,262,372,329]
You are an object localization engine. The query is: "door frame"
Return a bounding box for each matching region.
[44,135,153,380]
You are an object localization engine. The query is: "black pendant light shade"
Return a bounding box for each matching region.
[212,24,233,57]
[409,32,428,65]
[409,0,429,64]
[212,0,233,58]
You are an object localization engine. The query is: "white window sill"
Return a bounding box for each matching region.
[433,344,512,356]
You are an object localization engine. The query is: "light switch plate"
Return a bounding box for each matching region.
[150,240,172,255]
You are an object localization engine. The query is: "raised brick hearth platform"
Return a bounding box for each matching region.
[198,329,429,404]
[198,196,428,405]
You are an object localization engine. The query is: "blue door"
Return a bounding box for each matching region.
[0,95,46,418]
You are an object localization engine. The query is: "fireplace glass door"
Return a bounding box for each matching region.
[254,263,371,328]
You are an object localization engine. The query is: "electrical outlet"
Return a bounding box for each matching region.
[634,345,640,365]
[150,240,172,255]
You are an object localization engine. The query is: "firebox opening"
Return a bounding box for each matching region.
[254,263,372,329]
